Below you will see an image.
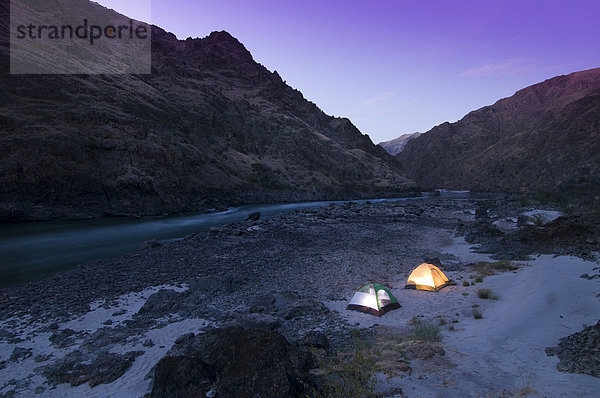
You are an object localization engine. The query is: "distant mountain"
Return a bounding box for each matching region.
[379,133,422,155]
[0,1,412,221]
[397,68,600,194]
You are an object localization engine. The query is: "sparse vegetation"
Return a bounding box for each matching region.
[475,276,484,283]
[307,328,377,398]
[512,373,538,397]
[307,326,419,397]
[530,213,546,227]
[410,320,442,342]
[474,260,518,276]
[472,308,483,319]
[519,196,530,207]
[512,386,538,397]
[462,280,470,287]
[477,288,498,300]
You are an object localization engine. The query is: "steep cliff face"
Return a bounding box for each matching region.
[397,68,600,194]
[379,132,422,155]
[0,2,411,221]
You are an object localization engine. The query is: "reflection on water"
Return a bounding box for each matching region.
[0,197,431,287]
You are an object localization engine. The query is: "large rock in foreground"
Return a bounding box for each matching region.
[150,327,315,398]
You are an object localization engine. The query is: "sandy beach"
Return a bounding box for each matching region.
[331,238,600,397]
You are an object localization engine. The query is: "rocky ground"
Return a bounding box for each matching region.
[459,199,600,261]
[0,198,598,397]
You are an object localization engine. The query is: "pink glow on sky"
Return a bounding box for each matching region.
[95,0,600,143]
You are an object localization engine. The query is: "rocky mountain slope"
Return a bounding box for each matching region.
[378,132,422,155]
[397,68,600,194]
[0,0,411,222]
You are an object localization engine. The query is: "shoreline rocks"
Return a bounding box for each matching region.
[546,320,600,378]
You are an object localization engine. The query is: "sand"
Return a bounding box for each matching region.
[445,254,600,397]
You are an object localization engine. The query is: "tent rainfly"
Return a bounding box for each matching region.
[405,263,450,292]
[346,283,401,316]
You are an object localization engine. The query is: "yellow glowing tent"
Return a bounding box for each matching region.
[404,263,449,292]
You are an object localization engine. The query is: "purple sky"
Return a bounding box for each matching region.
[96,0,600,143]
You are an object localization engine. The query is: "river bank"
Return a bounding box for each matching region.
[0,198,598,397]
[0,196,425,287]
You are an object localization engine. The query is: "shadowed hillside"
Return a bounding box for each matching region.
[0,0,412,221]
[397,68,600,197]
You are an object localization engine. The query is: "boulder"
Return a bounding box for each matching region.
[143,338,155,348]
[424,257,443,268]
[189,277,217,293]
[43,350,143,387]
[174,333,195,344]
[249,294,276,314]
[137,289,183,316]
[246,212,261,221]
[150,326,315,398]
[545,217,592,239]
[546,320,600,377]
[219,273,246,293]
[235,313,281,330]
[273,293,329,320]
[302,331,330,350]
[141,240,162,250]
[136,289,207,319]
[48,328,81,349]
[9,347,32,362]
[475,207,489,220]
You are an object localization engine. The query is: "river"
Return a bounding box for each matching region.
[2,196,461,287]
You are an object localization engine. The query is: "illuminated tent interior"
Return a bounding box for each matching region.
[346,283,401,316]
[404,263,450,292]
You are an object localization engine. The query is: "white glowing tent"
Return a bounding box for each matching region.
[404,263,449,292]
[346,283,401,316]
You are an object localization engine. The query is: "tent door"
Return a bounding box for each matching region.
[377,289,391,307]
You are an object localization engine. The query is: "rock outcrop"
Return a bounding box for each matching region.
[546,320,600,378]
[150,327,315,398]
[397,68,600,195]
[0,1,411,222]
[43,350,143,387]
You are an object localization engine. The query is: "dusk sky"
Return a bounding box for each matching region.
[97,0,600,143]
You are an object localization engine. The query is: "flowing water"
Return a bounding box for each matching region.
[1,196,444,287]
